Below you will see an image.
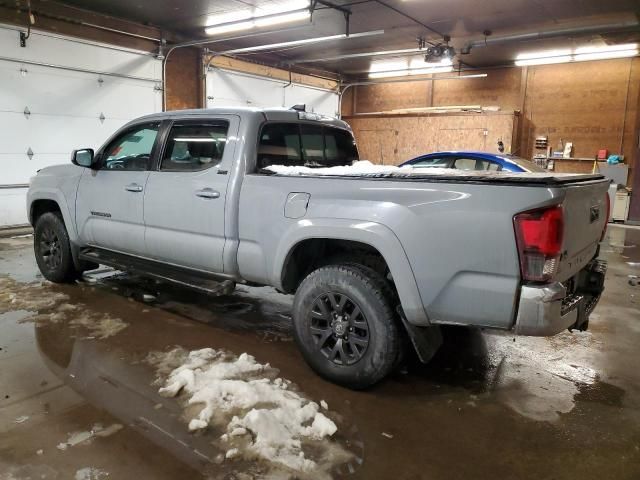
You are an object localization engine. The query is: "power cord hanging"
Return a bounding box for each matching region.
[20,0,35,47]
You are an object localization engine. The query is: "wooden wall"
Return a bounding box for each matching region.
[344,58,640,184]
[345,113,518,165]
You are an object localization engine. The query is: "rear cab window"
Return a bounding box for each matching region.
[257,123,358,171]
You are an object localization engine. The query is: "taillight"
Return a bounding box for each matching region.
[514,205,564,283]
[600,193,610,241]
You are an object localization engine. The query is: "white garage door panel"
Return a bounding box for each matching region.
[0,154,68,185]
[206,69,339,117]
[284,84,339,116]
[0,189,29,227]
[0,114,126,156]
[0,28,160,80]
[0,62,160,120]
[207,70,284,108]
[0,26,162,227]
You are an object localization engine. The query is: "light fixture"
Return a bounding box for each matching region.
[515,43,638,66]
[205,0,310,36]
[222,30,384,55]
[573,43,639,61]
[515,49,572,66]
[368,57,453,78]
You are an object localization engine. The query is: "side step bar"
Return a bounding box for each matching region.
[79,248,235,297]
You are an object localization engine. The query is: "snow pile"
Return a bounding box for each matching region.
[265,160,413,176]
[155,348,340,473]
[264,160,583,178]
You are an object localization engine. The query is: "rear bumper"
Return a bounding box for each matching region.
[514,259,607,336]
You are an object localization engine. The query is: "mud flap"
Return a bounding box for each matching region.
[397,307,443,364]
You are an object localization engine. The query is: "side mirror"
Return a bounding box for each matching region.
[71,149,95,168]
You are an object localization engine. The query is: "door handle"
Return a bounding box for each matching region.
[125,183,143,193]
[195,188,220,199]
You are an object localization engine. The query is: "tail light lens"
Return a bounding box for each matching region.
[514,205,564,283]
[600,193,610,241]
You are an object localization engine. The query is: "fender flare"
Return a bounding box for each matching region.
[272,218,430,326]
[28,188,79,242]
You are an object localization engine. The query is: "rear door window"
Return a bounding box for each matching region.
[160,123,228,171]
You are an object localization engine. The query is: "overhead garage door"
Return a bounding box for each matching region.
[0,26,162,227]
[206,68,339,117]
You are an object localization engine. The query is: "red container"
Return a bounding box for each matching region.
[597,149,608,160]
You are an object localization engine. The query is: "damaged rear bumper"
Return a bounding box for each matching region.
[514,259,607,336]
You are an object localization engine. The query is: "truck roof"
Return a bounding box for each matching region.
[132,107,351,130]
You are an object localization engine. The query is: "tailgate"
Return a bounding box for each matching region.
[556,179,610,281]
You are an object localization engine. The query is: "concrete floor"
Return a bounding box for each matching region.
[1,226,639,479]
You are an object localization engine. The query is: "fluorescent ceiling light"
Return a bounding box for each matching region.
[573,43,639,62]
[206,0,310,36]
[368,57,453,78]
[515,55,572,66]
[515,44,638,66]
[223,31,383,54]
[369,66,453,79]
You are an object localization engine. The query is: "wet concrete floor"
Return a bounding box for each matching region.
[1,226,639,479]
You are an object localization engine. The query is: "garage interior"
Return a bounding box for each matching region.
[1,0,640,478]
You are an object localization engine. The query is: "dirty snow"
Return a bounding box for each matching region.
[150,348,349,475]
[0,276,128,339]
[57,423,123,450]
[264,160,584,178]
[74,467,109,480]
[69,313,128,339]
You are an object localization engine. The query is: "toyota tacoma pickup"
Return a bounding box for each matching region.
[27,106,609,388]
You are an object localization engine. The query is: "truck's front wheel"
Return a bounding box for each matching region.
[34,212,80,283]
[292,264,400,389]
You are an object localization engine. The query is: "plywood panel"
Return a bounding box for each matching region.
[165,47,202,111]
[550,160,595,174]
[437,129,486,151]
[345,113,516,165]
[522,58,632,164]
[356,129,398,164]
[433,68,521,111]
[353,81,432,114]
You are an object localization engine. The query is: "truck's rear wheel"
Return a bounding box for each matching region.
[292,264,400,389]
[34,212,80,283]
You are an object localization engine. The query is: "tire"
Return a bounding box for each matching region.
[34,212,80,283]
[324,258,408,371]
[292,264,400,389]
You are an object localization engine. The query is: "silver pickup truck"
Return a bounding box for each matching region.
[27,106,609,388]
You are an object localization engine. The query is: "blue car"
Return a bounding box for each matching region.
[400,151,546,173]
